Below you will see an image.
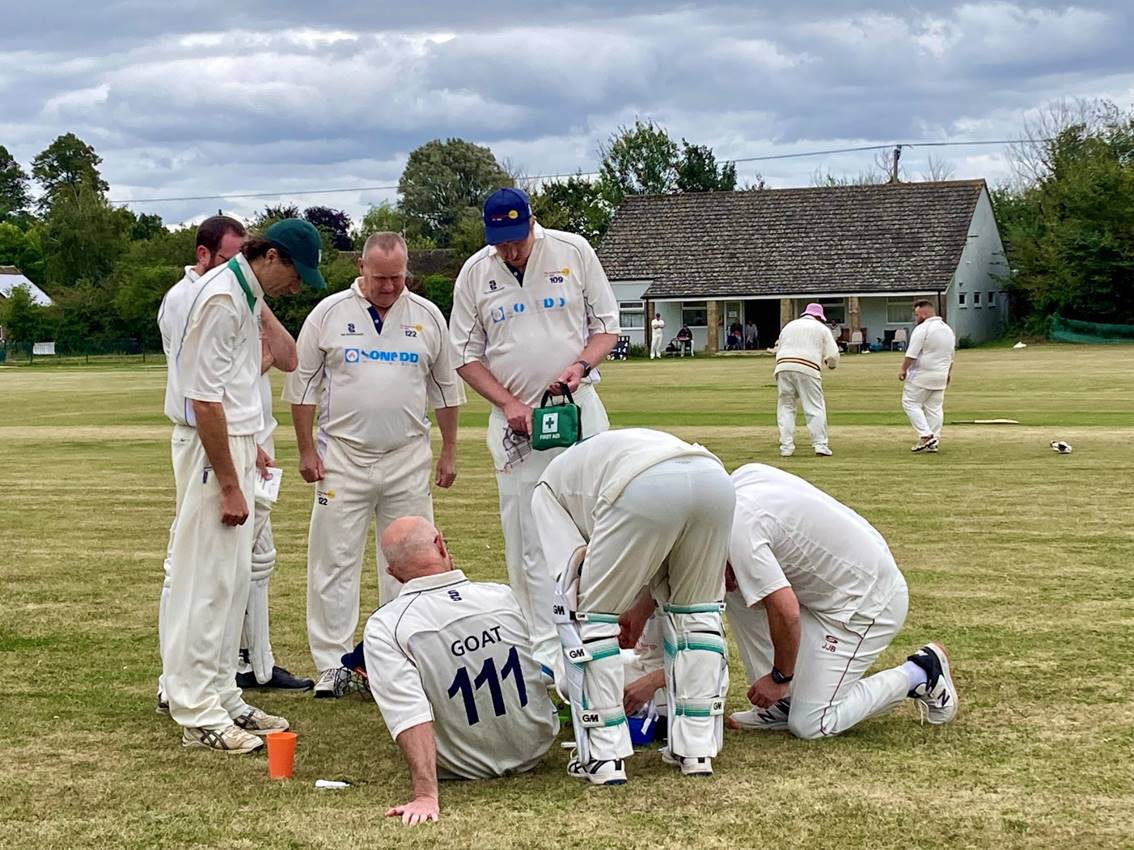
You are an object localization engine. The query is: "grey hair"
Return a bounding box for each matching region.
[380,516,437,570]
[361,231,408,259]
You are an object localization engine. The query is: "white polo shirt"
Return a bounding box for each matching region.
[363,569,558,780]
[449,224,620,407]
[158,266,200,426]
[729,463,904,624]
[536,429,721,545]
[282,281,465,459]
[162,257,264,436]
[905,316,956,390]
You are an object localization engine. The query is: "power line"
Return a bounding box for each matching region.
[110,137,1046,206]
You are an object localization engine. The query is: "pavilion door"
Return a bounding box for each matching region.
[722,301,742,348]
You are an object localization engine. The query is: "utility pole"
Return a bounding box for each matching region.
[889,145,903,183]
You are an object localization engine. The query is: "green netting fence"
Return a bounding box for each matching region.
[1049,316,1134,344]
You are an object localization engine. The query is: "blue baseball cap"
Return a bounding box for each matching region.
[483,187,532,245]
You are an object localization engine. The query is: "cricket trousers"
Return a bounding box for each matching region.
[162,425,256,730]
[902,383,946,439]
[306,433,433,673]
[534,455,734,760]
[650,334,665,359]
[725,578,910,739]
[776,370,829,453]
[488,384,609,672]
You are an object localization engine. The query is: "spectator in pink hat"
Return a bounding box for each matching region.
[772,303,839,457]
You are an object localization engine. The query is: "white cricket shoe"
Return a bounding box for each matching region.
[567,750,627,786]
[182,724,264,753]
[660,747,713,777]
[314,667,351,699]
[232,706,290,737]
[814,446,833,457]
[779,448,794,457]
[907,643,958,725]
[728,697,791,732]
[911,436,939,453]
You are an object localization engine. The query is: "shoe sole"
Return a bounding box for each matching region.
[925,641,958,725]
[567,767,627,786]
[727,715,788,732]
[182,738,263,754]
[314,689,341,699]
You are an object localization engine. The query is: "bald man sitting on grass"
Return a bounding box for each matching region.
[363,516,558,826]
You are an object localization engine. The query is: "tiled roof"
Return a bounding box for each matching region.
[597,180,987,299]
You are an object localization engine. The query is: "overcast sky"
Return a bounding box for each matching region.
[2,1,1131,226]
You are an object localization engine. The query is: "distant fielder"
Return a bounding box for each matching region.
[899,300,956,453]
[725,463,958,739]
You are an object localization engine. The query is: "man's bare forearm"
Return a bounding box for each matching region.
[434,406,459,454]
[191,400,240,489]
[261,303,298,372]
[579,332,617,366]
[763,587,801,676]
[457,362,518,409]
[395,722,440,804]
[291,404,317,455]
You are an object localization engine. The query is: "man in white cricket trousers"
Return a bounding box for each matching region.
[449,187,620,674]
[899,300,956,453]
[157,217,311,714]
[161,219,326,753]
[773,302,839,457]
[364,517,557,827]
[725,463,959,740]
[531,428,734,784]
[285,232,464,698]
[650,313,665,359]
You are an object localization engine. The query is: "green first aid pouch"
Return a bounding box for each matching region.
[531,385,582,451]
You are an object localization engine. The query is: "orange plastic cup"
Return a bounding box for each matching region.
[266,731,297,780]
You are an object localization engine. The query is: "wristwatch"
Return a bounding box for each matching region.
[770,667,793,684]
[574,359,593,377]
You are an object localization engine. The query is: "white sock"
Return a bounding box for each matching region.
[902,660,929,692]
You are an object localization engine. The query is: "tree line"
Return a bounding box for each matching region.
[2,104,1133,350]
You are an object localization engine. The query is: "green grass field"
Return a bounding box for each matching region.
[2,346,1132,850]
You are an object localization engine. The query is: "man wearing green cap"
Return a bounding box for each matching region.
[161,218,325,753]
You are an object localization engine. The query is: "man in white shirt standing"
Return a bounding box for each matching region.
[364,516,557,827]
[773,303,839,457]
[649,312,665,359]
[285,232,464,698]
[532,428,734,784]
[449,188,620,674]
[899,300,957,453]
[725,463,958,739]
[157,217,311,716]
[162,219,326,752]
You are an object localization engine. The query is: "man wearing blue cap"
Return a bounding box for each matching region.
[161,218,326,753]
[449,188,620,672]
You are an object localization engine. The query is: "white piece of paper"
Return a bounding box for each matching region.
[255,466,283,503]
[315,779,351,790]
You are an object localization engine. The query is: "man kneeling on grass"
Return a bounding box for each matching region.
[363,516,558,826]
[725,463,958,738]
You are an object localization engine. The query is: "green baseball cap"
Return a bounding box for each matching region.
[265,219,327,289]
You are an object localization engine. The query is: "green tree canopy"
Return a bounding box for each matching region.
[530,176,613,246]
[996,104,1134,325]
[41,184,129,286]
[597,119,679,206]
[0,145,32,219]
[398,138,512,247]
[31,133,108,212]
[675,140,737,192]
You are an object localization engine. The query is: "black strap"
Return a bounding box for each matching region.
[539,383,575,408]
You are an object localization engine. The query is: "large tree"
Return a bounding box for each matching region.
[0,145,32,219]
[0,222,45,281]
[675,140,737,192]
[529,176,613,246]
[304,205,353,250]
[597,119,679,206]
[398,138,512,246]
[40,184,129,286]
[996,102,1134,325]
[31,133,108,211]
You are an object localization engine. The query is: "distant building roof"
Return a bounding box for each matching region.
[0,267,53,306]
[597,180,988,300]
